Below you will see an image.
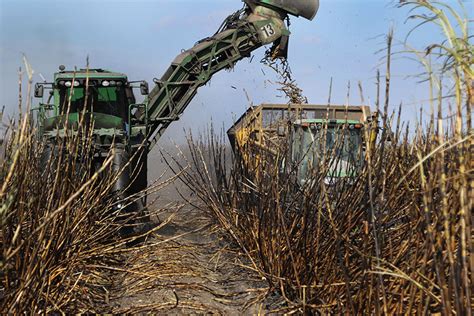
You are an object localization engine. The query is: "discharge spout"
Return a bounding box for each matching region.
[244,0,320,21]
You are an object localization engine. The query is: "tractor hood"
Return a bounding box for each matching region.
[245,0,320,20]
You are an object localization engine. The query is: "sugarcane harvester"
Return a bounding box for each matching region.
[33,0,319,213]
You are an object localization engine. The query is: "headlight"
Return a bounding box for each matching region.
[102,80,110,87]
[65,81,72,87]
[324,176,336,186]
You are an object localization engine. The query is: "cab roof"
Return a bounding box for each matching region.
[54,69,127,81]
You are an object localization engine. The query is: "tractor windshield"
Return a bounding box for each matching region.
[59,86,129,121]
[292,125,363,182]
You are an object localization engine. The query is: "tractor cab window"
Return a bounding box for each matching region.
[58,86,129,121]
[319,129,362,163]
[292,124,363,181]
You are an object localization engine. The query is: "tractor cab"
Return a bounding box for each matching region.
[34,66,149,141]
[56,75,130,120]
[291,119,364,185]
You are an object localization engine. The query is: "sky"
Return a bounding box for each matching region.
[0,0,472,144]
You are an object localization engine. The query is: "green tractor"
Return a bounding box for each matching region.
[33,0,319,220]
[34,68,150,213]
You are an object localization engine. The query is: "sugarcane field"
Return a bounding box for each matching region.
[0,0,473,314]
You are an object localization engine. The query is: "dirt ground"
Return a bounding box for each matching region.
[108,205,275,314]
[107,158,279,314]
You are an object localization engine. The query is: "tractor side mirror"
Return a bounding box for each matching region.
[34,84,44,98]
[140,81,149,95]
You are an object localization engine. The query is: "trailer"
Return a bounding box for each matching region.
[228,103,377,183]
